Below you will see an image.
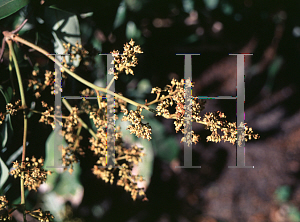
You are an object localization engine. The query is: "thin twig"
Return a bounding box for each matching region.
[62,98,98,140]
[6,39,27,222]
[11,19,28,34]
[95,91,102,108]
[106,77,115,90]
[7,34,157,114]
[0,38,6,62]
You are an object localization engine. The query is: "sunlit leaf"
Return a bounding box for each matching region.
[44,6,81,67]
[0,0,30,20]
[0,158,9,190]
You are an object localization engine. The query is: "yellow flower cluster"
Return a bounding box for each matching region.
[61,107,84,173]
[0,100,21,125]
[150,78,206,146]
[61,41,89,73]
[121,106,152,141]
[0,195,11,221]
[200,111,260,144]
[116,163,146,201]
[10,157,51,191]
[39,102,55,129]
[110,39,143,80]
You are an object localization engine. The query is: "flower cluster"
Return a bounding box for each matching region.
[61,107,84,173]
[123,145,145,165]
[150,78,206,146]
[39,101,55,129]
[199,111,260,145]
[149,78,260,146]
[0,196,11,221]
[110,39,143,80]
[0,100,21,125]
[26,208,54,222]
[121,106,152,141]
[61,41,89,73]
[10,157,51,191]
[116,163,146,201]
[28,69,56,98]
[88,101,147,200]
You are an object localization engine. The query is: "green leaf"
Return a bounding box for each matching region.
[203,0,219,10]
[147,117,180,163]
[0,158,9,190]
[0,0,30,20]
[135,138,154,187]
[0,86,14,150]
[44,130,67,171]
[44,6,81,67]
[288,205,300,222]
[156,137,180,162]
[182,0,194,13]
[43,130,83,221]
[137,79,152,94]
[275,185,291,202]
[126,21,141,40]
[113,0,126,29]
[0,86,13,104]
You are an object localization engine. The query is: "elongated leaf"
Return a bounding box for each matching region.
[44,6,81,67]
[0,86,13,150]
[0,0,30,20]
[0,158,9,190]
[113,0,126,29]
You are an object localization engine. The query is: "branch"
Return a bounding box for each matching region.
[6,39,27,222]
[62,98,98,140]
[4,33,157,114]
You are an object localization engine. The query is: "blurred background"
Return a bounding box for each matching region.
[1,0,300,221]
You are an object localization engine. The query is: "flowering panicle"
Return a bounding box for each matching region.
[0,196,11,221]
[196,111,260,145]
[61,107,84,173]
[10,157,51,191]
[121,106,152,141]
[61,41,89,73]
[0,100,21,125]
[39,101,55,129]
[15,38,259,206]
[28,69,56,98]
[110,38,143,80]
[150,78,206,145]
[89,110,147,200]
[116,163,146,201]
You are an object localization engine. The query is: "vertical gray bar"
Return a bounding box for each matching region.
[106,54,116,168]
[228,54,254,168]
[175,54,201,169]
[47,54,64,168]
